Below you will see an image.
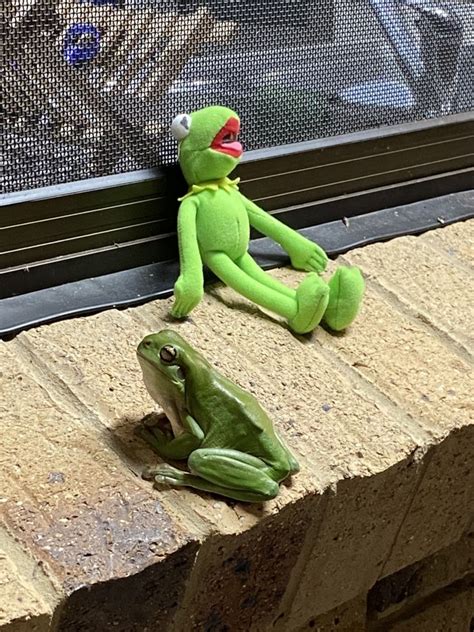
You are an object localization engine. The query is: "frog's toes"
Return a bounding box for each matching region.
[143,412,167,427]
[323,266,365,332]
[141,465,158,481]
[288,273,329,334]
[154,467,186,487]
[154,474,182,487]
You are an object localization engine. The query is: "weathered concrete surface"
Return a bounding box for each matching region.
[0,342,200,631]
[421,218,474,268]
[343,231,474,354]
[0,221,473,630]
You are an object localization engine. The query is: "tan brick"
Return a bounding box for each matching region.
[421,220,474,266]
[13,309,250,532]
[375,586,474,632]
[189,284,422,481]
[11,302,330,631]
[14,309,156,425]
[129,287,425,630]
[343,234,474,353]
[382,425,474,575]
[133,299,410,631]
[368,533,474,620]
[293,595,367,632]
[0,342,198,631]
[2,224,471,630]
[273,267,474,439]
[157,285,428,626]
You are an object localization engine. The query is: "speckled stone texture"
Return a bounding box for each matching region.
[0,220,472,631]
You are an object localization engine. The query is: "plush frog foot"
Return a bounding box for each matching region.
[322,266,365,332]
[288,273,329,334]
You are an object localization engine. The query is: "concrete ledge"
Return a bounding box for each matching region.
[1,220,472,630]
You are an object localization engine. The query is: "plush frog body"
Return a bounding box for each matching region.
[170,106,365,334]
[137,330,299,503]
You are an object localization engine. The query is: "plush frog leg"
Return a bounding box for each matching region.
[139,413,204,461]
[205,251,296,318]
[150,449,281,502]
[205,251,329,333]
[236,252,295,299]
[322,266,365,331]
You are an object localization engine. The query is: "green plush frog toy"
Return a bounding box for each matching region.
[170,106,364,334]
[137,330,299,502]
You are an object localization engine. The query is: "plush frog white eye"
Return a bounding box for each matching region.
[170,114,192,141]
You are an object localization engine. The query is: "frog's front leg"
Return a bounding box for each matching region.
[150,448,281,503]
[139,413,204,461]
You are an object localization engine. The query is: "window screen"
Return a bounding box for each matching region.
[2,0,473,194]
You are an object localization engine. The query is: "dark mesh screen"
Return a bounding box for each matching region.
[2,0,473,194]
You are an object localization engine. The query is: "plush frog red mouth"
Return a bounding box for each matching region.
[210,116,242,158]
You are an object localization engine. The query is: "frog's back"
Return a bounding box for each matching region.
[195,189,249,260]
[187,371,276,450]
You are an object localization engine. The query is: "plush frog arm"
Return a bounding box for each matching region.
[171,197,204,318]
[244,197,328,274]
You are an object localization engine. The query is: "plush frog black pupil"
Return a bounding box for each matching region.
[170,105,365,334]
[137,329,299,503]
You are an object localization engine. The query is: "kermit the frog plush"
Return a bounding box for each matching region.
[137,330,299,502]
[170,106,364,334]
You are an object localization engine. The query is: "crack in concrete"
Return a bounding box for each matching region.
[376,447,433,582]
[271,493,330,631]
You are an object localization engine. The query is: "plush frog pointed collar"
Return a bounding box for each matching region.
[178,176,240,201]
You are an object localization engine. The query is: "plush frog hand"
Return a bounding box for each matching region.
[136,330,299,503]
[170,106,364,333]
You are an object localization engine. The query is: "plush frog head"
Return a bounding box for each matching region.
[170,106,243,185]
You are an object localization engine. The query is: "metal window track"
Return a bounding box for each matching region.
[1,189,472,338]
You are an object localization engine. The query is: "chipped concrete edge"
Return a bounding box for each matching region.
[0,525,63,621]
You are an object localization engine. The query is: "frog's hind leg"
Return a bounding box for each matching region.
[205,251,297,319]
[322,266,365,332]
[149,448,280,502]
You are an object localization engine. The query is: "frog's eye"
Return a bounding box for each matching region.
[170,113,191,141]
[160,345,177,364]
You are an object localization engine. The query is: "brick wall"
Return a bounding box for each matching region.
[1,221,473,631]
